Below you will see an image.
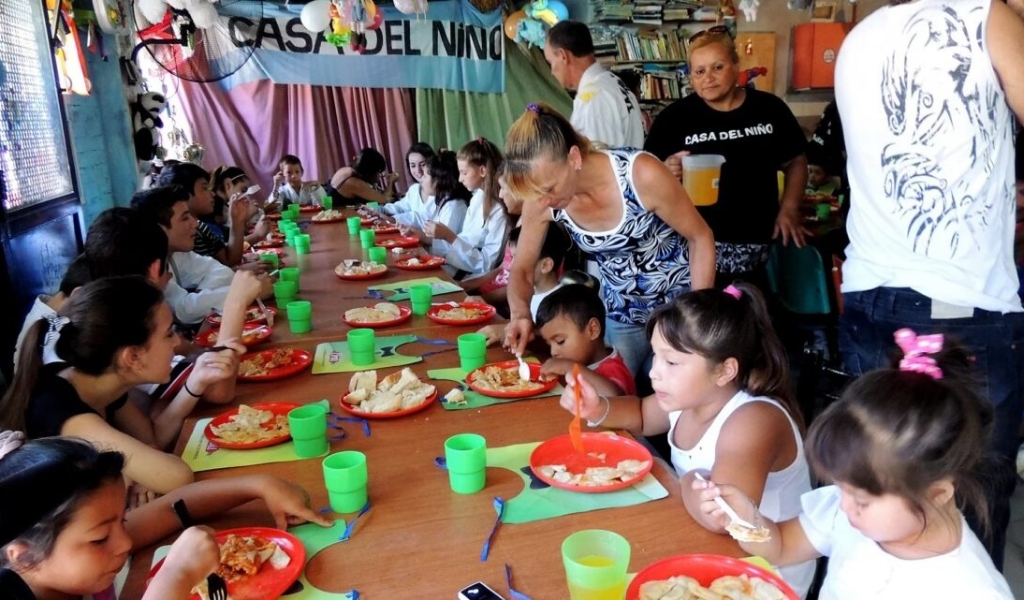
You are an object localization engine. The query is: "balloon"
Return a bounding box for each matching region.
[300,0,332,32]
[367,7,384,29]
[365,0,376,19]
[547,0,568,21]
[504,10,526,40]
[331,18,351,35]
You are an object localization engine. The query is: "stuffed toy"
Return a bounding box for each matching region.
[131,91,167,161]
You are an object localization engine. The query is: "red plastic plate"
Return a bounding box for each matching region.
[253,238,284,249]
[529,432,653,493]
[299,205,323,213]
[237,349,313,382]
[206,306,278,326]
[466,360,557,398]
[626,554,799,600]
[395,256,447,271]
[372,224,400,234]
[194,323,272,348]
[334,264,389,281]
[376,236,420,249]
[254,247,286,257]
[311,214,347,224]
[203,402,300,449]
[338,388,438,419]
[147,527,306,600]
[426,302,496,325]
[341,305,413,328]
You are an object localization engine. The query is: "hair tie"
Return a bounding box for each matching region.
[894,328,944,379]
[43,314,70,348]
[526,103,541,114]
[0,431,24,461]
[723,285,742,300]
[476,137,486,144]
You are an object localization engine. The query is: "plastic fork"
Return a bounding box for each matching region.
[516,354,531,382]
[172,500,227,600]
[693,472,759,530]
[569,364,584,453]
[255,297,274,328]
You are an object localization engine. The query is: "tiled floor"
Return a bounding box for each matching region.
[1005,482,1024,596]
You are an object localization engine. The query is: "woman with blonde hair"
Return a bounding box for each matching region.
[645,29,808,286]
[503,103,715,383]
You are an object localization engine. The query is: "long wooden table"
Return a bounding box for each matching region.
[122,213,741,598]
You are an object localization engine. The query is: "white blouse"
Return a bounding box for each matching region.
[443,190,509,277]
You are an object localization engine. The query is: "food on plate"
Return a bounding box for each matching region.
[537,459,651,487]
[209,534,291,585]
[471,365,545,393]
[238,348,295,377]
[342,368,436,414]
[435,305,490,321]
[334,259,387,277]
[639,573,785,600]
[444,388,467,405]
[209,404,289,445]
[208,306,266,325]
[344,302,402,323]
[312,209,344,221]
[724,522,772,544]
[240,326,270,345]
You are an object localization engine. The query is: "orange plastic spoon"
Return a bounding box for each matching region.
[570,364,584,452]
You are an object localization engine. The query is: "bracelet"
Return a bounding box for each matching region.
[183,381,202,398]
[587,395,611,427]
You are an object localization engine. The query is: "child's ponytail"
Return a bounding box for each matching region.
[806,331,993,539]
[647,281,803,429]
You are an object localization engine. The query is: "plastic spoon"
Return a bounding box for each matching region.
[693,472,759,530]
[569,364,584,452]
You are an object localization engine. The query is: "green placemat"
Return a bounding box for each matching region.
[182,401,330,472]
[312,334,421,374]
[486,440,669,524]
[429,365,564,410]
[368,277,462,301]
[151,521,355,599]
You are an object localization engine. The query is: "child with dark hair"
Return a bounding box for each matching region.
[0,433,330,600]
[156,163,230,262]
[699,331,1013,599]
[210,165,271,247]
[563,282,814,596]
[270,154,327,209]
[374,143,437,223]
[462,165,526,308]
[536,284,636,396]
[805,142,839,197]
[329,148,399,205]
[399,151,471,254]
[13,255,93,367]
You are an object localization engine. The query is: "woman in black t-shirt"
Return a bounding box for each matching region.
[645,31,808,284]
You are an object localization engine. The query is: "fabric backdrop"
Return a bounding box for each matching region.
[175,81,416,192]
[415,43,572,151]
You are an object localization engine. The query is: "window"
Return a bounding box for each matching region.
[0,0,76,212]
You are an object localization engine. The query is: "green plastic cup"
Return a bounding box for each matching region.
[359,228,376,249]
[368,246,387,265]
[321,196,333,210]
[347,328,376,366]
[279,267,300,291]
[279,218,295,228]
[273,280,297,309]
[366,201,380,210]
[288,205,301,219]
[816,202,831,220]
[444,433,486,494]
[294,233,311,255]
[323,451,368,513]
[561,530,631,600]
[259,253,280,269]
[457,333,487,373]
[286,300,312,334]
[284,232,297,247]
[409,284,433,316]
[347,216,361,235]
[288,404,328,458]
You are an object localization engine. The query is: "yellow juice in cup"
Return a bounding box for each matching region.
[567,556,626,600]
[682,154,726,206]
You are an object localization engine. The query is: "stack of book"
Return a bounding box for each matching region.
[590,0,634,22]
[612,27,688,62]
[591,0,702,23]
[632,0,665,25]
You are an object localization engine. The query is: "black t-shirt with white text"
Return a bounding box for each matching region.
[645,90,806,244]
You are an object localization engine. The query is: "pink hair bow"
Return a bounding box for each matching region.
[893,328,944,379]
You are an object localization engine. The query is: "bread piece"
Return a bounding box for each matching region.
[349,371,377,396]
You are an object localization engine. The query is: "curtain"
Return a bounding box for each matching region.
[415,43,573,150]
[174,80,416,192]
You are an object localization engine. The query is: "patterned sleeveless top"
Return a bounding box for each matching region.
[553,149,693,325]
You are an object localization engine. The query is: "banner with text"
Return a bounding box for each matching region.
[215,1,504,93]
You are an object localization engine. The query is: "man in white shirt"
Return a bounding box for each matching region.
[132,186,274,325]
[835,0,1024,569]
[544,21,644,148]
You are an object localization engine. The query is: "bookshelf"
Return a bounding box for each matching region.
[590,0,718,118]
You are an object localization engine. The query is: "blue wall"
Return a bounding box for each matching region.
[63,34,138,227]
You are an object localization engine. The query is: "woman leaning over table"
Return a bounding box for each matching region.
[644,28,808,287]
[503,103,716,380]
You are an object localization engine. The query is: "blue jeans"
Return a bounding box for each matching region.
[840,287,1024,569]
[605,318,653,395]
